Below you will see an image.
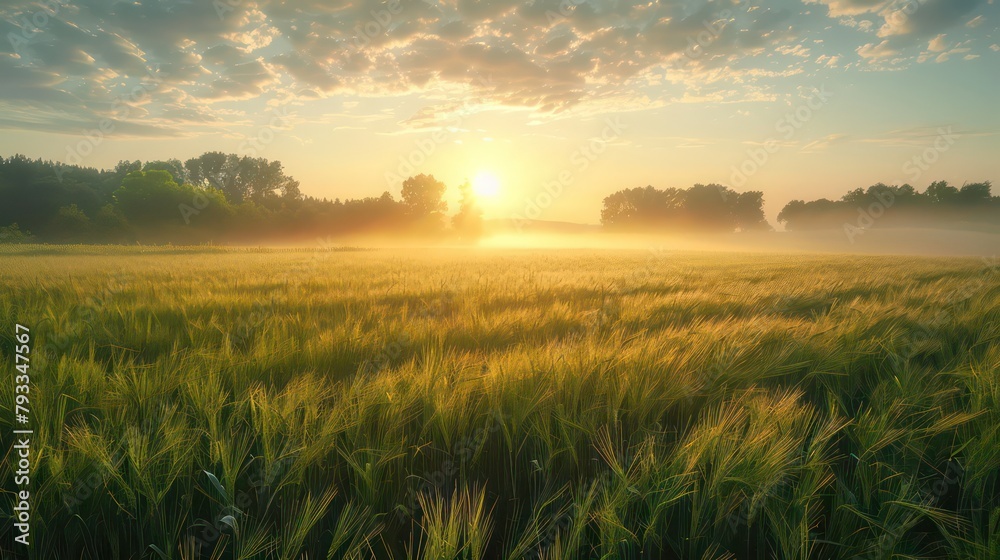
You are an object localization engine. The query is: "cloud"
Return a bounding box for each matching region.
[800,133,849,152]
[917,35,975,62]
[858,126,995,147]
[0,0,994,137]
[927,34,949,52]
[0,0,810,130]
[876,0,986,39]
[809,0,989,38]
[811,0,993,66]
[857,39,900,59]
[966,14,986,27]
[803,0,890,17]
[815,54,842,67]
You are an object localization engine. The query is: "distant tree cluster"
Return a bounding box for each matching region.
[0,155,465,244]
[778,181,998,232]
[601,184,771,232]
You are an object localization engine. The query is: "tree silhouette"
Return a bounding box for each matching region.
[778,180,999,231]
[401,174,447,233]
[601,184,770,232]
[926,180,959,204]
[452,180,483,241]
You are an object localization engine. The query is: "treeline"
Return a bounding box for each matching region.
[0,154,481,244]
[600,184,771,232]
[778,181,999,232]
[3,152,997,244]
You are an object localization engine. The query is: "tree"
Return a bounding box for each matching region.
[958,182,991,205]
[143,159,189,184]
[452,180,483,241]
[50,204,91,241]
[841,188,867,204]
[114,170,190,225]
[600,184,769,232]
[779,180,999,231]
[777,200,807,227]
[0,223,33,244]
[683,184,738,231]
[92,204,131,242]
[113,160,142,181]
[733,191,770,231]
[185,152,230,193]
[245,158,301,202]
[925,180,959,204]
[113,170,232,234]
[601,185,682,229]
[401,174,447,232]
[184,153,301,205]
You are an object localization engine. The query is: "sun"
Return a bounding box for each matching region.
[472,171,501,199]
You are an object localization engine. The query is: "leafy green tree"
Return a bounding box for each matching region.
[113,170,233,238]
[143,159,189,184]
[0,223,33,244]
[48,204,91,242]
[185,152,230,193]
[92,204,131,242]
[114,170,191,225]
[184,153,301,205]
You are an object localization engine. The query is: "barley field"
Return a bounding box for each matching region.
[1,245,999,559]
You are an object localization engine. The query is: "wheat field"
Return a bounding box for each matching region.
[1,245,999,559]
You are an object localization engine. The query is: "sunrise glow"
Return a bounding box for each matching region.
[473,172,502,199]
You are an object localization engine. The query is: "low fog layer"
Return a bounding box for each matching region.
[301,228,997,258]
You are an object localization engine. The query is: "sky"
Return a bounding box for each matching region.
[1,0,998,226]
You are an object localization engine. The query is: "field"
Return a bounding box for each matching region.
[1,246,999,559]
